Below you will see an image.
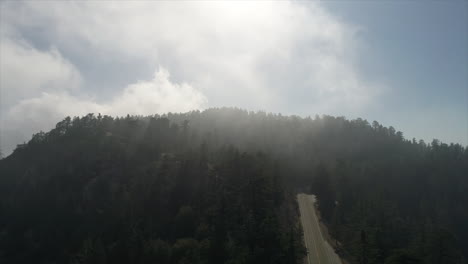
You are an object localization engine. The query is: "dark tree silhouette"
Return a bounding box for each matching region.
[0,108,466,264]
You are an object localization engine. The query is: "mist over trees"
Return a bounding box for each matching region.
[0,107,467,264]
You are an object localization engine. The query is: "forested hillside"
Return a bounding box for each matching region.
[0,108,467,264]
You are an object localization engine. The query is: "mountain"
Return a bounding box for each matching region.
[0,108,467,264]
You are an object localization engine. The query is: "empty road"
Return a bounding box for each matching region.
[298,194,342,264]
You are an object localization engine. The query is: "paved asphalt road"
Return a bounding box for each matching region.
[298,194,342,264]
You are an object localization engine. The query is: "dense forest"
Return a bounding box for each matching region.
[0,108,467,264]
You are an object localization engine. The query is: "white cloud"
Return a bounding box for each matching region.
[0,35,82,109]
[107,68,207,116]
[2,1,379,109]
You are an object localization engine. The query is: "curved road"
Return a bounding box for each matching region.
[298,194,342,264]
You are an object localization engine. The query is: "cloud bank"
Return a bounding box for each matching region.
[0,1,381,156]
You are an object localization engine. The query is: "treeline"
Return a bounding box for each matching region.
[0,111,305,263]
[0,107,467,263]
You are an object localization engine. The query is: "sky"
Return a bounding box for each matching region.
[0,1,467,156]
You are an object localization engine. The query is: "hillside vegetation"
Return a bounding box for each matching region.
[0,108,467,264]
